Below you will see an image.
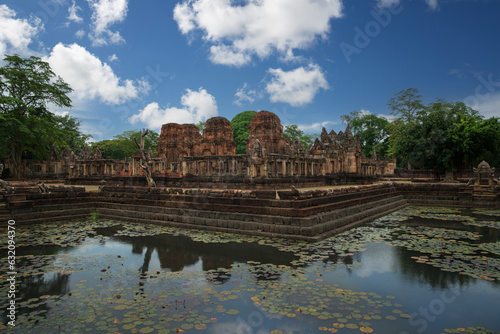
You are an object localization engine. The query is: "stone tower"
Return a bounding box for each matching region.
[246,110,288,156]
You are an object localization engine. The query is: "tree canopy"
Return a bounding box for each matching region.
[283,125,317,150]
[91,130,159,160]
[388,96,499,173]
[231,110,256,154]
[341,88,500,174]
[0,54,75,177]
[341,111,390,158]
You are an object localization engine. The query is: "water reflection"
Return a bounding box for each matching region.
[394,246,474,290]
[0,272,70,325]
[2,207,500,332]
[107,231,297,274]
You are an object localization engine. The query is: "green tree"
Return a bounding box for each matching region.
[231,110,256,154]
[283,124,317,150]
[388,97,499,174]
[0,54,73,177]
[53,114,91,154]
[341,111,390,158]
[388,88,425,122]
[91,130,159,160]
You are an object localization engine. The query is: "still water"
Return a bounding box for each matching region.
[1,206,499,333]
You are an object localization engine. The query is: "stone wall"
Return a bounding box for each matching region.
[5,182,498,241]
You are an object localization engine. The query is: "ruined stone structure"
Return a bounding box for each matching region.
[179,111,395,178]
[246,111,288,156]
[4,110,395,182]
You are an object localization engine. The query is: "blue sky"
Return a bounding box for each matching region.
[1,0,499,141]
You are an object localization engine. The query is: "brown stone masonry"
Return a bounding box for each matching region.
[2,182,497,241]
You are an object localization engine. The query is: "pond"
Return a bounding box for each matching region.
[1,206,500,334]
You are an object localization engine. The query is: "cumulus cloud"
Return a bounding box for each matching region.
[173,0,343,66]
[233,83,261,106]
[129,88,218,130]
[266,64,329,106]
[87,0,128,46]
[46,43,146,105]
[297,121,338,133]
[0,5,43,57]
[68,0,83,23]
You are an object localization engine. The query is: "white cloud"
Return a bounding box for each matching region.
[108,54,119,62]
[75,29,85,38]
[87,0,128,46]
[173,0,343,66]
[297,121,338,133]
[209,44,251,67]
[46,43,145,105]
[129,88,218,130]
[266,64,329,106]
[377,0,439,11]
[425,0,439,11]
[469,91,500,119]
[68,0,83,23]
[233,83,261,106]
[0,5,43,57]
[358,109,371,116]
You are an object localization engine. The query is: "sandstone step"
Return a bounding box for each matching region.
[309,198,408,240]
[96,195,408,241]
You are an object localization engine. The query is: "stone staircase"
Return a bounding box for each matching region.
[95,194,407,241]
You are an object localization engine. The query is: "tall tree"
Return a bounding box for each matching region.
[231,110,256,154]
[53,114,91,154]
[388,88,425,122]
[0,54,72,177]
[388,99,498,173]
[341,111,390,158]
[283,125,317,150]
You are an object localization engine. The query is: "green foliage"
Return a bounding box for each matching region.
[0,54,73,177]
[388,88,425,122]
[338,88,500,173]
[195,121,205,132]
[231,111,256,154]
[91,130,159,160]
[283,124,317,150]
[90,210,99,221]
[388,95,500,173]
[53,114,91,154]
[341,111,390,158]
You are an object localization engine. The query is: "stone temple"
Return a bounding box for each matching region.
[4,110,395,182]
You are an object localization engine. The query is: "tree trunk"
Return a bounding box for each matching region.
[134,129,156,188]
[10,142,23,179]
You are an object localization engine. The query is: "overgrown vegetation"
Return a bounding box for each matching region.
[342,88,500,174]
[231,110,256,154]
[91,130,159,160]
[0,54,88,177]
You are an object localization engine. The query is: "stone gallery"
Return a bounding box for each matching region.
[4,111,395,181]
